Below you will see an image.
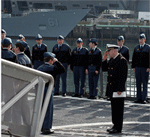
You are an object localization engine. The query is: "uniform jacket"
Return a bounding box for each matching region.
[24,41,31,59]
[1,48,18,63]
[70,47,88,70]
[88,47,102,71]
[102,54,128,98]
[17,53,32,68]
[118,46,129,62]
[32,43,47,63]
[132,44,150,68]
[52,44,71,65]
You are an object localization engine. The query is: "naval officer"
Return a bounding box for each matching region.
[1,29,6,40]
[132,33,150,104]
[18,34,31,59]
[117,35,129,62]
[71,38,88,98]
[52,35,71,96]
[32,34,47,69]
[37,52,65,135]
[1,37,18,63]
[86,38,102,99]
[102,44,128,134]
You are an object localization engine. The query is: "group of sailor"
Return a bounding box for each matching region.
[1,29,150,134]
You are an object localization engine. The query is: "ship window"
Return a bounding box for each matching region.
[3,1,12,13]
[33,3,53,9]
[17,1,29,11]
[72,4,80,7]
[55,6,67,11]
[87,4,93,8]
[109,4,119,8]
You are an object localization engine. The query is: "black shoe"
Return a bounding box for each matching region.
[54,93,59,96]
[72,94,80,97]
[134,100,142,103]
[62,93,66,97]
[107,126,115,132]
[79,94,83,98]
[88,96,93,99]
[108,129,121,134]
[41,129,54,135]
[92,96,97,99]
[141,100,147,104]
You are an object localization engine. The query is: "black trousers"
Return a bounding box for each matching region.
[111,98,124,131]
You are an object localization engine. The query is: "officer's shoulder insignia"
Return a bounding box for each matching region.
[89,51,91,53]
[74,51,76,53]
[35,47,37,50]
[55,48,57,50]
[137,48,139,51]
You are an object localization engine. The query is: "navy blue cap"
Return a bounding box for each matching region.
[44,52,56,58]
[16,40,27,48]
[139,33,146,39]
[35,34,42,40]
[117,35,124,41]
[18,34,24,39]
[89,38,98,44]
[1,29,6,34]
[2,37,12,45]
[57,35,64,40]
[76,38,83,43]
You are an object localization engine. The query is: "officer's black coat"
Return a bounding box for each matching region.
[52,44,71,65]
[1,48,18,63]
[70,47,89,70]
[88,47,102,71]
[23,41,31,59]
[17,53,32,68]
[132,44,150,68]
[32,43,47,64]
[118,46,129,62]
[102,54,128,98]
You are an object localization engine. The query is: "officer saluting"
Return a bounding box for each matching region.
[71,38,88,98]
[18,34,31,59]
[102,44,128,134]
[52,35,71,96]
[1,37,18,63]
[86,38,102,99]
[37,52,65,135]
[32,34,47,69]
[117,36,129,62]
[132,33,150,104]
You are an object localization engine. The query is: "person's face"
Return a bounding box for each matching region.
[77,42,83,48]
[139,38,146,45]
[108,49,114,58]
[1,33,6,40]
[21,37,25,41]
[117,40,124,46]
[14,46,19,54]
[89,42,95,49]
[57,39,64,45]
[49,59,54,65]
[36,39,43,45]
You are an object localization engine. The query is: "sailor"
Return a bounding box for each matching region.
[117,35,129,62]
[132,33,150,104]
[1,37,18,63]
[37,52,65,135]
[102,44,128,134]
[18,34,31,59]
[52,35,71,97]
[86,38,102,99]
[14,40,32,67]
[71,38,88,98]
[1,29,6,40]
[32,34,47,69]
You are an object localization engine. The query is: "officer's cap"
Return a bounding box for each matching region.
[89,38,98,45]
[139,33,146,39]
[1,29,6,34]
[76,38,83,43]
[18,34,24,39]
[117,35,124,41]
[35,34,43,40]
[106,44,120,51]
[57,35,64,40]
[44,52,56,58]
[16,40,27,48]
[2,37,12,45]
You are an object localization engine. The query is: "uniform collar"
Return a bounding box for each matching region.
[91,47,97,51]
[77,46,82,50]
[17,52,24,55]
[37,44,42,48]
[45,62,50,65]
[140,43,145,48]
[113,53,119,59]
[2,48,8,50]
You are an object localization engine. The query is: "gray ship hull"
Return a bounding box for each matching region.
[2,9,90,38]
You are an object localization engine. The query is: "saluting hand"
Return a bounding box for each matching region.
[95,71,98,74]
[103,51,109,61]
[53,58,58,63]
[86,69,88,74]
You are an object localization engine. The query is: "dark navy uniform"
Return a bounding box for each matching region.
[132,34,150,102]
[37,52,65,133]
[52,35,71,95]
[32,34,47,69]
[71,39,88,96]
[88,39,102,98]
[102,45,128,133]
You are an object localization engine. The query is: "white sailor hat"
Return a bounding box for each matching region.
[57,35,64,40]
[76,38,83,43]
[106,44,120,51]
[117,35,124,41]
[1,29,6,34]
[18,34,24,39]
[139,33,146,39]
[35,34,43,40]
